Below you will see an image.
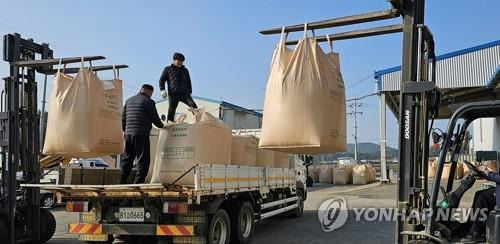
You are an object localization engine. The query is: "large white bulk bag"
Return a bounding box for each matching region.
[256,148,275,168]
[145,128,160,183]
[150,109,232,185]
[231,135,258,166]
[274,152,289,168]
[312,166,321,183]
[259,27,347,154]
[43,62,123,157]
[319,165,333,184]
[353,164,371,185]
[333,165,351,185]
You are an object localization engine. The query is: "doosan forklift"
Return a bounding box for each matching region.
[0,33,127,243]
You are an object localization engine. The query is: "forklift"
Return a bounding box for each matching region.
[260,0,499,243]
[399,100,500,244]
[300,155,314,187]
[0,33,127,243]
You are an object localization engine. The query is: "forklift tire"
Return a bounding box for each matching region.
[208,209,231,244]
[229,201,255,244]
[0,216,8,242]
[39,208,56,243]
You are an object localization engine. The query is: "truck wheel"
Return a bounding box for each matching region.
[0,216,8,242]
[229,201,254,244]
[39,208,56,243]
[290,189,304,218]
[208,209,231,244]
[40,194,54,208]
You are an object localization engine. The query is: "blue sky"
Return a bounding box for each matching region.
[0,0,499,147]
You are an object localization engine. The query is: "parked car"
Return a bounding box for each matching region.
[68,158,110,168]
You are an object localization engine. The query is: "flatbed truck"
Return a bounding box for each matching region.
[23,163,307,244]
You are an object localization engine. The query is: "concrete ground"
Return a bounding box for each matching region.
[47,178,489,244]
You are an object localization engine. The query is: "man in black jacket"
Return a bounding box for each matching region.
[120,84,164,184]
[159,52,198,122]
[461,165,499,243]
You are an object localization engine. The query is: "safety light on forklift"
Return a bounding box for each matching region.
[163,202,188,214]
[66,201,89,212]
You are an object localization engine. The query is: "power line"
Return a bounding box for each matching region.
[346,92,377,102]
[347,100,363,163]
[346,73,373,89]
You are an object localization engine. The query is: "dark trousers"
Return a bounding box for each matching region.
[167,93,198,122]
[471,187,496,235]
[119,135,150,184]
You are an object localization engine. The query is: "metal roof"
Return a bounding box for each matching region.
[375,40,500,92]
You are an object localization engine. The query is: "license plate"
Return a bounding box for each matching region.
[79,234,108,242]
[119,208,145,222]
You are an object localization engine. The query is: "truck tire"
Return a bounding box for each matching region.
[208,209,231,244]
[0,216,8,242]
[39,208,56,243]
[229,201,254,244]
[290,189,304,218]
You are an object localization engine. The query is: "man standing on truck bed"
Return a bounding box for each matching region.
[120,84,164,184]
[158,52,198,122]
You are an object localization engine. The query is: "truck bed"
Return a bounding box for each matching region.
[23,164,296,203]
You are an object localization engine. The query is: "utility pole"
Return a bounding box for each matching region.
[348,99,363,163]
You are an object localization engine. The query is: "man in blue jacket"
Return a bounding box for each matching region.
[462,164,499,243]
[158,52,198,122]
[120,84,164,184]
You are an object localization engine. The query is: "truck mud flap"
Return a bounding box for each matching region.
[78,209,108,242]
[173,206,208,243]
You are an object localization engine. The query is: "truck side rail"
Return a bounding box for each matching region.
[194,164,295,195]
[21,183,195,199]
[22,164,297,201]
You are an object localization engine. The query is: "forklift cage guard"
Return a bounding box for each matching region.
[426,100,500,236]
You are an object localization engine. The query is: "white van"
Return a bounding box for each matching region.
[68,158,110,168]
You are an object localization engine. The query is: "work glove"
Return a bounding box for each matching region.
[160,90,168,99]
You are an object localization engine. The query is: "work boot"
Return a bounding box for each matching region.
[460,232,486,243]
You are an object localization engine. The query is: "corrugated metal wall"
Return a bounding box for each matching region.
[377,43,500,92]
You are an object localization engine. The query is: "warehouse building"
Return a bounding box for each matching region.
[375,40,500,178]
[156,96,262,129]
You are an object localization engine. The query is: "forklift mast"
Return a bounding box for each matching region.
[396,0,437,243]
[1,33,53,243]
